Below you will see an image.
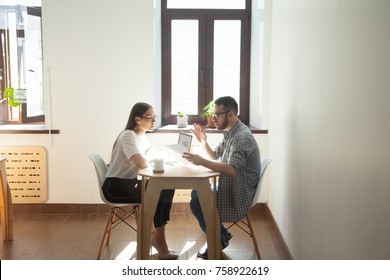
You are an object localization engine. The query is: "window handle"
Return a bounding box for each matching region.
[200,69,203,82]
[209,68,213,81]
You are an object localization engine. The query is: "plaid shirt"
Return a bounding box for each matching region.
[214,120,261,222]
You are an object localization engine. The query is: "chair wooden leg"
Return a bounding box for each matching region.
[97,205,139,259]
[97,208,115,260]
[107,207,119,245]
[6,188,13,241]
[133,205,139,224]
[0,204,7,241]
[246,214,261,260]
[0,174,13,241]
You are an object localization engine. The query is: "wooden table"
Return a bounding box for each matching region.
[137,164,220,260]
[0,156,13,241]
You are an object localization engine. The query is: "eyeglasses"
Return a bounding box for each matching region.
[140,115,157,121]
[212,111,230,119]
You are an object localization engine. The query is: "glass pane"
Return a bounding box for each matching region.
[167,0,245,9]
[8,11,19,89]
[0,1,43,123]
[171,20,198,115]
[213,20,241,111]
[7,11,20,121]
[25,11,43,117]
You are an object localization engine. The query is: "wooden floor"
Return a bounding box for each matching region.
[0,204,289,260]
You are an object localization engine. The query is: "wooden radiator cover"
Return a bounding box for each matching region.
[0,146,47,203]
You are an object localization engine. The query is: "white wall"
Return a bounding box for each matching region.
[268,0,390,259]
[1,0,156,203]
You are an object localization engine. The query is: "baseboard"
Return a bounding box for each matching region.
[263,203,293,260]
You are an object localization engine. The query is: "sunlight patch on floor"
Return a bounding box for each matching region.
[178,240,196,255]
[115,242,137,260]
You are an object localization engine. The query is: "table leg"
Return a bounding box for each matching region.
[196,178,220,260]
[137,174,220,260]
[137,179,161,260]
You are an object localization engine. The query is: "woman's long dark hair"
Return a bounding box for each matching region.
[125,102,153,130]
[111,102,153,154]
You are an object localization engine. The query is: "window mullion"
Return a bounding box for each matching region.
[204,14,214,112]
[198,14,209,120]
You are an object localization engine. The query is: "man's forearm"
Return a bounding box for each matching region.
[200,158,236,177]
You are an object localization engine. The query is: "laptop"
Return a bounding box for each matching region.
[164,132,193,155]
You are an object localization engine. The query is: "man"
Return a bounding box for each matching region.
[182,96,261,259]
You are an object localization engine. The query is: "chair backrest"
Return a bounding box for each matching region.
[89,153,110,204]
[89,153,108,186]
[251,158,272,208]
[89,153,140,208]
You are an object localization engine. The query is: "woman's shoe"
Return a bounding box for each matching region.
[151,238,178,260]
[158,251,179,260]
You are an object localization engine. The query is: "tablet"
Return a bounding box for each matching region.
[164,132,193,155]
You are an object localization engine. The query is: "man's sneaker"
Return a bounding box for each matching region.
[196,240,230,259]
[221,240,229,251]
[225,232,233,241]
[196,249,208,259]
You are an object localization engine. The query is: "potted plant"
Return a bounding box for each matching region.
[1,87,26,107]
[177,111,188,128]
[202,100,216,128]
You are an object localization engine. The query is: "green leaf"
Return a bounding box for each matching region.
[202,100,214,118]
[2,87,21,107]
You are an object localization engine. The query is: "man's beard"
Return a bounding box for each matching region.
[216,116,229,130]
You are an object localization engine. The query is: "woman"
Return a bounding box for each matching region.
[103,102,177,259]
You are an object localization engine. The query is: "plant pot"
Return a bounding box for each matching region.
[206,116,216,128]
[177,116,188,128]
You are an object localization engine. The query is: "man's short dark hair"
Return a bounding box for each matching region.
[214,96,238,115]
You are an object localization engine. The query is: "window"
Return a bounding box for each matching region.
[161,0,251,125]
[0,1,44,125]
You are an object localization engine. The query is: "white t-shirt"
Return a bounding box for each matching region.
[105,130,151,179]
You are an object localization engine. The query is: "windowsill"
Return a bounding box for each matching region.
[0,124,60,134]
[155,124,268,134]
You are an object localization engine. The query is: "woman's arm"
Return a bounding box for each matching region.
[130,154,148,169]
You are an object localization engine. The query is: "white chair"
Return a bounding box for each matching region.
[226,158,272,260]
[89,153,140,259]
